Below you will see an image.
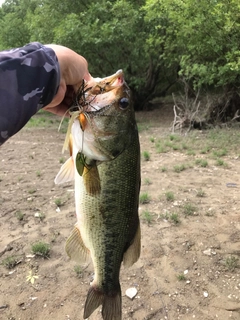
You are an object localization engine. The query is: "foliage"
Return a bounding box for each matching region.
[2,0,240,113]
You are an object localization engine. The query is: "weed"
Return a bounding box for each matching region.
[35,212,46,221]
[141,210,153,225]
[172,144,180,150]
[142,151,150,161]
[187,150,196,156]
[183,202,196,216]
[36,170,41,177]
[196,189,206,197]
[74,265,83,278]
[177,273,186,281]
[182,143,188,150]
[225,256,239,271]
[26,270,39,284]
[161,166,167,172]
[15,210,24,221]
[28,189,36,194]
[165,191,175,202]
[169,134,181,142]
[213,149,227,157]
[195,159,208,167]
[2,256,18,269]
[139,193,151,204]
[156,145,167,153]
[215,158,227,167]
[31,241,50,258]
[205,210,215,217]
[173,164,186,173]
[150,137,155,143]
[59,157,65,164]
[170,213,180,224]
[200,146,211,154]
[137,123,150,132]
[143,178,152,185]
[54,198,63,207]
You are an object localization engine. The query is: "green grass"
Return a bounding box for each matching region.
[183,202,196,216]
[54,198,63,207]
[215,158,228,167]
[31,241,50,258]
[195,159,208,167]
[59,157,65,164]
[225,256,239,271]
[213,148,227,157]
[196,189,206,197]
[165,191,175,202]
[173,164,186,172]
[137,123,150,132]
[15,210,24,221]
[74,265,83,278]
[170,213,180,224]
[177,273,186,281]
[143,178,152,185]
[141,210,154,225]
[139,193,151,204]
[36,170,42,177]
[142,151,150,161]
[2,256,18,269]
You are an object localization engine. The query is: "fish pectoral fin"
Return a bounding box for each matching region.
[123,223,141,268]
[65,225,90,263]
[54,157,75,184]
[84,285,121,320]
[83,164,101,196]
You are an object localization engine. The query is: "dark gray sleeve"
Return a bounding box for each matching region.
[0,42,60,145]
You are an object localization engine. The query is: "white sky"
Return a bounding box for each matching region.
[0,0,5,6]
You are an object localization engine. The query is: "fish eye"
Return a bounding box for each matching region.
[119,97,129,110]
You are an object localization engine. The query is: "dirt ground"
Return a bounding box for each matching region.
[1,106,240,320]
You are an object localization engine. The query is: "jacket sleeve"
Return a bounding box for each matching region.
[0,42,60,145]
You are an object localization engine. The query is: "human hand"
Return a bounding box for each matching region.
[43,44,94,116]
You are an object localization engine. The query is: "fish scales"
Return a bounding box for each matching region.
[55,70,141,320]
[76,128,140,320]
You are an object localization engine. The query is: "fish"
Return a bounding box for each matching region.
[55,70,141,320]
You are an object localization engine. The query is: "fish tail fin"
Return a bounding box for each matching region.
[84,285,122,320]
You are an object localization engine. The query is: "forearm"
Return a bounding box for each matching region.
[0,42,60,145]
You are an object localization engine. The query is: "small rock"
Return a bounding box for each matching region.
[56,207,61,213]
[203,291,208,298]
[126,287,138,300]
[184,270,188,275]
[203,248,212,256]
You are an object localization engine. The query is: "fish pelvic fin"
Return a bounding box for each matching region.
[83,164,101,196]
[84,285,122,320]
[65,225,90,263]
[54,157,75,184]
[123,223,141,268]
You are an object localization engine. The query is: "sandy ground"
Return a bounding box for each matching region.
[0,106,240,320]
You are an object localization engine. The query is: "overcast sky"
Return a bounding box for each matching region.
[0,0,5,6]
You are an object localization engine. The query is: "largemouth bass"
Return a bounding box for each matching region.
[55,70,141,320]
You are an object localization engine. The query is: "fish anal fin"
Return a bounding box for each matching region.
[65,225,90,264]
[54,157,75,184]
[123,223,141,268]
[84,285,122,320]
[83,164,101,196]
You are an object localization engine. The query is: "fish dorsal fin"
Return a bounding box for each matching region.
[65,225,90,263]
[54,157,75,184]
[123,223,141,268]
[83,164,101,196]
